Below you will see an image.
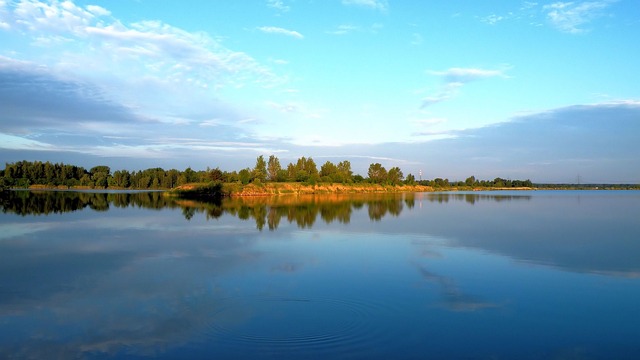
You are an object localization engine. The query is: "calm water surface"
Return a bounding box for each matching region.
[1,190,639,359]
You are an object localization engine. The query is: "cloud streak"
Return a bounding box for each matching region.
[258,26,304,39]
[266,0,290,13]
[543,1,613,33]
[421,67,507,108]
[342,0,388,12]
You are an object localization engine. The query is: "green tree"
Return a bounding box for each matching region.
[292,157,319,183]
[286,163,297,182]
[90,166,110,188]
[239,168,252,185]
[320,161,337,182]
[336,160,353,183]
[112,170,131,188]
[367,163,387,184]
[387,167,404,185]
[207,167,224,182]
[253,155,267,183]
[465,175,476,187]
[405,173,416,185]
[267,155,281,182]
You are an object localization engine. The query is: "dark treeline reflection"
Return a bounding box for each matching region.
[425,192,531,204]
[1,191,531,228]
[0,190,179,216]
[180,193,415,230]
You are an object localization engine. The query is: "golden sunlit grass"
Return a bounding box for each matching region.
[174,182,433,197]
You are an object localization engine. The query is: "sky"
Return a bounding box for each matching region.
[0,0,639,183]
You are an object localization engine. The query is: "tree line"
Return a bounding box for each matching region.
[0,158,533,190]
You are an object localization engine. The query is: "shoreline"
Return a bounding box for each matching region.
[7,183,638,197]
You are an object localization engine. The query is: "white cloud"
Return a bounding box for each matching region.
[0,133,54,151]
[326,24,359,35]
[85,5,110,17]
[266,0,290,12]
[342,0,388,12]
[428,67,507,83]
[421,82,463,108]
[481,14,504,25]
[543,1,613,33]
[257,26,304,39]
[421,67,507,108]
[3,0,280,92]
[412,117,448,126]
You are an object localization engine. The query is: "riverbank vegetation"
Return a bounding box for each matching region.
[2,157,634,195]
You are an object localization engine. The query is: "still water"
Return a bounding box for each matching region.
[1,190,639,359]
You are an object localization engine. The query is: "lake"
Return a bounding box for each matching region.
[1,190,639,359]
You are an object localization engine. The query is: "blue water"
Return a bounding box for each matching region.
[1,190,639,359]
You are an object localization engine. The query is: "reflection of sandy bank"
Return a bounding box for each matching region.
[227,183,432,197]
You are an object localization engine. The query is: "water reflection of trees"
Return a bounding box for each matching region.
[0,191,179,216]
[424,192,531,205]
[217,194,414,230]
[1,191,531,228]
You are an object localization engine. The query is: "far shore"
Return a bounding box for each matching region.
[9,182,638,197]
[13,182,536,197]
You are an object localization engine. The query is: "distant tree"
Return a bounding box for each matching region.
[239,168,252,185]
[183,167,198,183]
[112,170,131,188]
[286,163,297,182]
[367,163,387,184]
[90,165,110,188]
[207,167,224,182]
[465,175,476,187]
[292,156,319,183]
[276,169,288,182]
[336,161,353,183]
[253,155,267,183]
[320,161,337,181]
[267,155,281,182]
[432,178,449,188]
[387,167,404,185]
[80,174,93,187]
[405,173,416,185]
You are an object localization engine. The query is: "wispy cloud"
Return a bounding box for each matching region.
[1,1,281,92]
[0,0,289,160]
[342,0,388,12]
[428,67,507,83]
[543,1,613,33]
[410,33,423,45]
[257,26,304,39]
[477,1,614,33]
[421,67,507,108]
[420,83,462,108]
[481,14,505,25]
[266,0,290,13]
[326,24,359,35]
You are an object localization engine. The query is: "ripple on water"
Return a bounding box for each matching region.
[204,295,397,356]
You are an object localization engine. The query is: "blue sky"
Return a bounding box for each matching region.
[1,0,639,183]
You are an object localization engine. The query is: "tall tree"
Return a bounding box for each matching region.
[367,163,387,184]
[465,175,476,187]
[253,155,267,183]
[90,165,110,188]
[267,155,281,182]
[320,161,337,180]
[336,160,353,183]
[387,167,404,185]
